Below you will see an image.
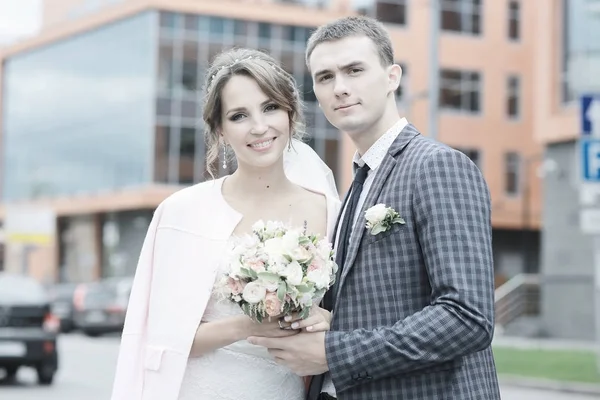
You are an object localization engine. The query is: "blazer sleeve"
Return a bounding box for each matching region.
[110,202,165,400]
[325,148,495,391]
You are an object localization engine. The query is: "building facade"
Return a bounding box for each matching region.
[1,0,542,285]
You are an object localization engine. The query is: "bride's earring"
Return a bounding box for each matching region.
[222,144,227,170]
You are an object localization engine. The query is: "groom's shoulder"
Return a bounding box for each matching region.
[402,130,478,172]
[406,129,456,160]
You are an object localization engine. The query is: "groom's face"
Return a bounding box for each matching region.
[309,36,395,137]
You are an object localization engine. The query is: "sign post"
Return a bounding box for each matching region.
[4,206,55,275]
[580,94,600,372]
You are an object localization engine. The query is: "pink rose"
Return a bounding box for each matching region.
[264,291,283,317]
[246,258,266,273]
[308,258,324,272]
[227,277,246,295]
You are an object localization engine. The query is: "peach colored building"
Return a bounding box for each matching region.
[0,0,542,284]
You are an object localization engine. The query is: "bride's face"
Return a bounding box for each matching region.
[220,74,290,171]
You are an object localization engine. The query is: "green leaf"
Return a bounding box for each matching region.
[277,280,287,302]
[257,272,280,282]
[393,217,406,224]
[295,283,314,293]
[370,223,387,235]
[299,307,311,320]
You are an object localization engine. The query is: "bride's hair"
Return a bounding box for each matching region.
[202,48,305,178]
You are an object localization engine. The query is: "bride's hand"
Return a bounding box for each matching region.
[281,306,331,333]
[241,315,299,339]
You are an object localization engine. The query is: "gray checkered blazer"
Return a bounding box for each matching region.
[324,124,501,399]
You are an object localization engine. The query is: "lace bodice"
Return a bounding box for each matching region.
[177,239,305,400]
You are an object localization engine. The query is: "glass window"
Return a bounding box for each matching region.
[209,16,226,38]
[376,1,407,25]
[154,125,171,183]
[158,40,175,95]
[441,0,482,35]
[507,75,520,118]
[160,12,179,29]
[505,152,521,196]
[184,14,199,31]
[352,1,407,25]
[303,73,316,102]
[181,40,198,94]
[508,1,520,40]
[179,127,196,184]
[439,69,482,113]
[2,13,155,201]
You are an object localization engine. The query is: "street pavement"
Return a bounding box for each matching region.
[0,333,597,399]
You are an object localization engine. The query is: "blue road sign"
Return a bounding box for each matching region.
[581,94,600,137]
[582,138,600,182]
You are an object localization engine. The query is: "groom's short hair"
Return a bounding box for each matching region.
[305,16,394,69]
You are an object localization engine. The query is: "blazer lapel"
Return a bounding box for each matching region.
[333,124,420,311]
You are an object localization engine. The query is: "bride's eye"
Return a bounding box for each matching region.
[264,103,279,112]
[230,113,245,121]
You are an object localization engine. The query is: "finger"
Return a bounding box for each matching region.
[289,315,320,330]
[248,336,276,348]
[302,321,329,333]
[282,312,300,323]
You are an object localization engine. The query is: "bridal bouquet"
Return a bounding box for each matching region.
[218,220,337,322]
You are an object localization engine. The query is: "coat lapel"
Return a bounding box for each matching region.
[333,124,420,310]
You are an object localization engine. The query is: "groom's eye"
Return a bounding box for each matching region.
[319,74,333,82]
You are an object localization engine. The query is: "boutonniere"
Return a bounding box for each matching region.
[364,204,405,236]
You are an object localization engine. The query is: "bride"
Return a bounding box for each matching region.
[110,48,341,400]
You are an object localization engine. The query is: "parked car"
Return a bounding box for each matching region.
[73,277,133,337]
[0,272,60,385]
[49,282,78,333]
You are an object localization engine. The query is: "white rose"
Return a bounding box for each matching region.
[263,237,284,256]
[281,261,303,286]
[365,204,389,224]
[281,230,301,256]
[317,240,333,261]
[307,266,332,289]
[252,220,265,232]
[242,281,267,304]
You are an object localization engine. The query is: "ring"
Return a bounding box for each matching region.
[278,320,285,329]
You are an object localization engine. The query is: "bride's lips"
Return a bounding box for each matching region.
[247,137,277,152]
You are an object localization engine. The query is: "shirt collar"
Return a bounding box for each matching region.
[353,118,408,171]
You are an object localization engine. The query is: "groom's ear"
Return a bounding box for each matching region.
[388,64,402,93]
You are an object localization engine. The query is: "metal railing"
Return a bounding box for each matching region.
[495,273,541,329]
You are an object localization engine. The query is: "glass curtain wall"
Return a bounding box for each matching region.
[154,12,341,185]
[3,12,156,201]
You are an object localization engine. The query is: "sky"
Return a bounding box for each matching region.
[0,0,42,45]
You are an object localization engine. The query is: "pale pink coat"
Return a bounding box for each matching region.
[110,176,340,400]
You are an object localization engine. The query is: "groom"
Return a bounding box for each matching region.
[249,16,501,400]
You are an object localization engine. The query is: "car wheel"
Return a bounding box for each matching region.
[83,329,101,337]
[5,366,19,380]
[36,364,55,385]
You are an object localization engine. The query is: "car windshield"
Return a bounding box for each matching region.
[83,285,117,307]
[0,274,49,304]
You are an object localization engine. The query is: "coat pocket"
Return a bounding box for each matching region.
[144,345,165,371]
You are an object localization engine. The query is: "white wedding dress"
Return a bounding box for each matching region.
[177,240,305,400]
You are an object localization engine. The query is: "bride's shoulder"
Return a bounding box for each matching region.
[160,178,223,210]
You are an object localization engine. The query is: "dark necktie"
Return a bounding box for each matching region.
[307,164,370,400]
[323,163,370,312]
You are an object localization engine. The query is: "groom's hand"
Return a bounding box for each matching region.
[248,332,329,376]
